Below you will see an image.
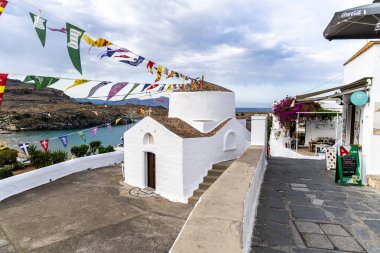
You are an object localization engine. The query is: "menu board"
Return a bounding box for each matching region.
[335,145,362,186]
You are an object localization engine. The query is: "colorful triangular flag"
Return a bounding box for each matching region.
[30,13,47,47]
[66,23,85,74]
[0,73,8,109]
[0,0,8,16]
[40,139,49,153]
[78,131,86,143]
[122,83,140,100]
[115,118,122,125]
[59,135,68,148]
[66,79,89,90]
[18,143,30,155]
[90,127,97,138]
[107,82,128,101]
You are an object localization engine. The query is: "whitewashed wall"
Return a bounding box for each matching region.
[305,118,343,144]
[169,92,235,123]
[0,151,124,201]
[182,119,251,199]
[123,117,185,202]
[344,44,380,175]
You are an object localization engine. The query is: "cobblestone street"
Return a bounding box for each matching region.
[252,158,380,253]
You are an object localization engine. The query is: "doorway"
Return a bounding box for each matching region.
[147,152,156,189]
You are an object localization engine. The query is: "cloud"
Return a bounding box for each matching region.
[0,0,373,107]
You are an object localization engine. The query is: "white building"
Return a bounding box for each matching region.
[123,84,251,203]
[295,41,380,177]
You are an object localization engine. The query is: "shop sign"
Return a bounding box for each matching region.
[350,91,368,106]
[335,145,362,186]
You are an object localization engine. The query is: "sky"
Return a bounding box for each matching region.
[0,0,373,107]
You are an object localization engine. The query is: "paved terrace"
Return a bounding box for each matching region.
[0,166,193,253]
[252,158,380,253]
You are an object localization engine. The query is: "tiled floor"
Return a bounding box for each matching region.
[251,157,380,253]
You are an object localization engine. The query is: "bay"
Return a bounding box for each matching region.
[0,123,137,153]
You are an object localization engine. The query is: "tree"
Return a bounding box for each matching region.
[272,96,320,130]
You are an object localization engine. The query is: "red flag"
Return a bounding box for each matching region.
[0,0,8,16]
[0,73,8,109]
[40,139,49,153]
[146,84,159,92]
[146,61,155,74]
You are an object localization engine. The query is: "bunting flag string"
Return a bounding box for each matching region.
[4,0,198,81]
[0,0,8,16]
[16,114,138,153]
[0,73,8,109]
[3,72,203,102]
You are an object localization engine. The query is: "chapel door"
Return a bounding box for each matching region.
[147,152,156,189]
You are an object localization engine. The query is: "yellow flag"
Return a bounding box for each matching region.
[166,84,172,92]
[66,79,89,90]
[115,118,122,125]
[82,34,112,47]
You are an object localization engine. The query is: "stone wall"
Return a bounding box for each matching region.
[170,146,267,253]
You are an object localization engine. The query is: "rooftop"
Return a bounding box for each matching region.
[0,165,192,253]
[344,41,380,66]
[151,116,231,138]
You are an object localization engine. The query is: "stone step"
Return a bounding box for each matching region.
[207,169,225,177]
[212,160,234,171]
[198,182,212,190]
[193,189,206,197]
[203,175,219,184]
[188,196,200,205]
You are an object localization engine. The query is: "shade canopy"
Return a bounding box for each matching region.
[324,1,380,40]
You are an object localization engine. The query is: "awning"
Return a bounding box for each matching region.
[295,77,372,102]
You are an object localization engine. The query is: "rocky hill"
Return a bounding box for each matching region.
[0,80,168,131]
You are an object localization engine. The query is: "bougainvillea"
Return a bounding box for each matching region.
[272,96,320,130]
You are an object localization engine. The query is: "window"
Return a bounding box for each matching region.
[143,133,154,145]
[223,131,237,151]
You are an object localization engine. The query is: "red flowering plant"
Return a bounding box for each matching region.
[272,96,320,130]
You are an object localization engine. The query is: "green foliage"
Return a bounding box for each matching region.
[12,162,27,171]
[267,116,273,142]
[89,140,102,155]
[70,145,89,157]
[27,145,39,164]
[34,152,54,169]
[99,145,115,154]
[314,108,341,121]
[0,148,18,166]
[0,166,13,180]
[50,150,68,164]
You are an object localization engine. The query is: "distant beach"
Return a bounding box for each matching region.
[235,108,271,113]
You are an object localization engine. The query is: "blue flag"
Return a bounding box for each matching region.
[119,56,145,66]
[140,83,150,92]
[59,135,68,148]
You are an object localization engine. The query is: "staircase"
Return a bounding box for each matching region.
[188,159,235,205]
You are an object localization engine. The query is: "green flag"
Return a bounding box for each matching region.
[29,13,47,47]
[78,131,86,143]
[122,83,140,100]
[66,23,85,74]
[23,75,59,91]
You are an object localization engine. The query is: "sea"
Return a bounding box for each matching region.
[1,108,271,152]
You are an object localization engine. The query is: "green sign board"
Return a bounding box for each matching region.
[335,145,362,186]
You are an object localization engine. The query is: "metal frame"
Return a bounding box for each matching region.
[295,112,341,154]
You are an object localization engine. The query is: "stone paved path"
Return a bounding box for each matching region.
[251,157,380,253]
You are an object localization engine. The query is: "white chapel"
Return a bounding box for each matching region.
[123,83,251,203]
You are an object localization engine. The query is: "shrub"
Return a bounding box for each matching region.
[0,166,13,179]
[98,145,115,154]
[70,145,89,157]
[50,150,68,164]
[27,145,40,164]
[89,140,102,155]
[12,162,27,171]
[34,152,53,169]
[0,148,18,166]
